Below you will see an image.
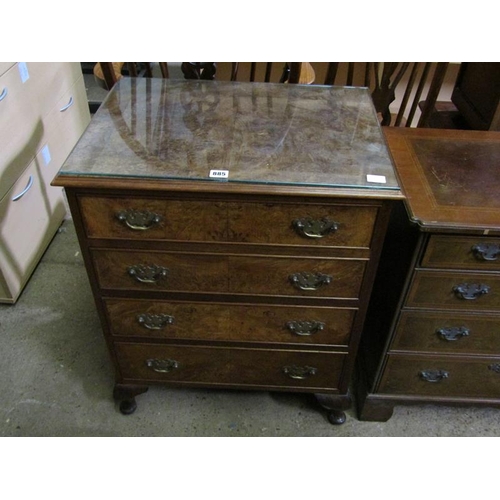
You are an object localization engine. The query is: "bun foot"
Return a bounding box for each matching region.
[327,410,346,425]
[119,398,137,415]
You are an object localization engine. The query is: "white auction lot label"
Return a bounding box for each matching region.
[209,169,229,179]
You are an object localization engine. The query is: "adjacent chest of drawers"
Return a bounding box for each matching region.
[0,62,90,303]
[357,128,500,421]
[53,78,401,423]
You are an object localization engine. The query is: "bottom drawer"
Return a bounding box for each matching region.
[115,342,346,391]
[378,354,500,399]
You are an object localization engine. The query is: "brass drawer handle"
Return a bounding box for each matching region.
[0,88,7,102]
[419,370,449,383]
[283,365,317,380]
[453,283,490,300]
[436,326,470,341]
[146,358,179,373]
[292,217,339,239]
[137,313,174,330]
[289,272,332,291]
[116,209,162,231]
[128,264,169,283]
[488,364,500,374]
[472,243,500,262]
[286,321,325,336]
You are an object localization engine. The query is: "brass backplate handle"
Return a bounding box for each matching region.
[419,370,449,383]
[283,365,318,380]
[128,264,169,283]
[289,272,332,291]
[453,283,490,300]
[116,209,162,231]
[436,326,470,341]
[292,217,339,239]
[146,358,179,373]
[286,321,325,336]
[472,243,500,262]
[137,313,175,330]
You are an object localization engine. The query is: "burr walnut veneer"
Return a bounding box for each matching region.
[357,128,500,421]
[53,78,401,423]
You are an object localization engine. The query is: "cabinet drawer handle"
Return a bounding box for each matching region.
[292,217,339,239]
[146,358,179,373]
[128,264,169,283]
[0,88,7,102]
[289,272,332,291]
[59,96,74,112]
[12,175,34,201]
[419,370,449,383]
[436,326,470,341]
[286,321,325,336]
[283,365,317,380]
[488,364,500,374]
[137,313,174,330]
[472,243,500,262]
[116,209,162,231]
[453,283,490,300]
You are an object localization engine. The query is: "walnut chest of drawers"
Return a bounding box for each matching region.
[357,128,500,421]
[53,78,401,424]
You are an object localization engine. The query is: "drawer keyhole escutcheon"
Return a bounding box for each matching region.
[283,365,318,380]
[472,243,500,262]
[286,321,325,336]
[289,272,332,291]
[419,370,449,383]
[116,209,162,231]
[146,359,179,373]
[128,264,169,284]
[436,326,470,341]
[453,283,490,300]
[292,217,339,239]
[138,313,175,330]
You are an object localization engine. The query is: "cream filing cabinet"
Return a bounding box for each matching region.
[0,62,91,303]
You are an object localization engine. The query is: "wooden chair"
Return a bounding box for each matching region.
[322,62,449,127]
[94,62,315,90]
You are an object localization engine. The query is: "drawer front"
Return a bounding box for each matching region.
[422,235,500,271]
[93,249,366,298]
[378,354,500,399]
[0,63,15,76]
[79,196,378,248]
[406,270,500,311]
[391,311,500,356]
[115,342,346,390]
[105,298,356,346]
[0,147,66,301]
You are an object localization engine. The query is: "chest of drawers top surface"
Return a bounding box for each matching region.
[53,78,400,196]
[384,127,500,233]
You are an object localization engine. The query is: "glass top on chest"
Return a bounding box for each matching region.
[59,78,399,190]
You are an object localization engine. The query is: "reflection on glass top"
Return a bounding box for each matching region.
[60,78,399,189]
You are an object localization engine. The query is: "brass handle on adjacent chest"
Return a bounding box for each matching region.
[488,364,500,374]
[146,358,179,373]
[419,370,449,383]
[472,243,500,262]
[453,283,490,300]
[286,321,325,336]
[289,272,332,291]
[128,264,169,283]
[292,217,339,239]
[436,326,470,342]
[116,209,162,231]
[283,365,317,380]
[138,313,175,330]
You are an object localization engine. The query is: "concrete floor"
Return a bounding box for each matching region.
[1,219,500,437]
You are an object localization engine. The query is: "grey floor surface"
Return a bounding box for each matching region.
[1,219,500,437]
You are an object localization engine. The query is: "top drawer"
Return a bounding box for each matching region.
[422,235,500,271]
[78,196,378,248]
